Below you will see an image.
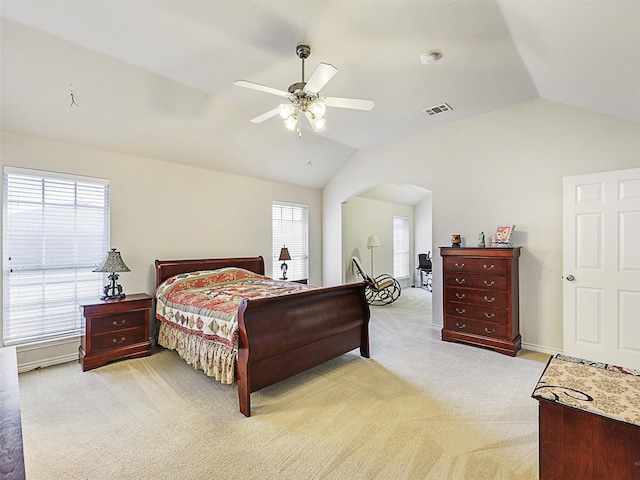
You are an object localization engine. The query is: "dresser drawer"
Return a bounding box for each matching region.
[444,257,506,275]
[90,311,146,335]
[445,302,508,324]
[445,317,508,339]
[90,327,147,352]
[446,288,508,308]
[444,273,507,291]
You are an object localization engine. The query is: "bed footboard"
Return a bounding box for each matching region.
[236,282,370,417]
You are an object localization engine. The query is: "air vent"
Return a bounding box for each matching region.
[423,103,452,116]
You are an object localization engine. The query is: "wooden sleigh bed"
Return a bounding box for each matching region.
[154,256,370,417]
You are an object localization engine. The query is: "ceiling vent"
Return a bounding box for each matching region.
[423,103,452,116]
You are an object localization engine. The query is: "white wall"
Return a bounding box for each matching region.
[323,99,640,354]
[342,196,414,286]
[1,131,322,369]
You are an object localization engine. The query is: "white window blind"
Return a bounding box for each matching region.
[393,216,410,278]
[272,202,308,281]
[3,168,110,346]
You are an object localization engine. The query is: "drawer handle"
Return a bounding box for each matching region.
[455,278,465,285]
[484,312,495,319]
[454,263,465,269]
[112,337,126,344]
[484,296,496,303]
[456,293,466,299]
[483,280,495,287]
[484,327,496,334]
[455,308,466,314]
[113,319,126,327]
[455,322,466,329]
[483,264,495,271]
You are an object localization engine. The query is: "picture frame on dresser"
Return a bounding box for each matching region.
[440,246,521,356]
[492,225,515,247]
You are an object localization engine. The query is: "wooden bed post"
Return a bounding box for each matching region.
[237,298,251,417]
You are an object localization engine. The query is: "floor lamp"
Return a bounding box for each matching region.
[366,235,381,276]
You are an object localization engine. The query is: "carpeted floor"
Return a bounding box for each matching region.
[18,288,550,479]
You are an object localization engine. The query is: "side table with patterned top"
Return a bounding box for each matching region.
[532,354,640,479]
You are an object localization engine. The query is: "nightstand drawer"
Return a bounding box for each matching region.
[90,311,146,335]
[90,327,147,352]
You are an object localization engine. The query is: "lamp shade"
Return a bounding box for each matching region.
[93,248,130,273]
[366,235,381,248]
[279,247,292,261]
[284,114,298,131]
[278,103,296,120]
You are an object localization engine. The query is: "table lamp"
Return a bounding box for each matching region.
[279,246,291,281]
[94,248,130,300]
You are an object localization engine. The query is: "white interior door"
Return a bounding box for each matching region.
[563,167,640,369]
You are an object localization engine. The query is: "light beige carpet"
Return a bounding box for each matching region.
[18,288,550,479]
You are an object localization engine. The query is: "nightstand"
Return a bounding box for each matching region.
[78,293,152,371]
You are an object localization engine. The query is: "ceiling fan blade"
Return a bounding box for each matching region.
[234,80,290,98]
[250,107,280,124]
[304,63,338,94]
[304,111,327,133]
[324,96,375,111]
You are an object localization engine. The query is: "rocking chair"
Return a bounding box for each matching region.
[351,256,401,305]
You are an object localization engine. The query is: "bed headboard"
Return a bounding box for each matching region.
[155,256,265,287]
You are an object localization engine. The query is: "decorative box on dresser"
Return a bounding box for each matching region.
[79,293,153,371]
[440,247,521,356]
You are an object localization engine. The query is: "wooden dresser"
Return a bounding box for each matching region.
[79,293,152,371]
[440,247,521,356]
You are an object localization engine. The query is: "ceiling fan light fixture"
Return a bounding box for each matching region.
[235,43,374,136]
[308,100,326,117]
[311,115,327,130]
[278,103,296,120]
[284,114,298,131]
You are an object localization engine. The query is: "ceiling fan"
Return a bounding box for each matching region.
[234,44,374,136]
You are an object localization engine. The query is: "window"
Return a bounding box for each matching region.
[3,167,110,346]
[272,202,308,281]
[393,216,410,279]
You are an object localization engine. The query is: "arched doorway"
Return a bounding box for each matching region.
[341,184,432,291]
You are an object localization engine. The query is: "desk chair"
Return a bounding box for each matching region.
[417,252,433,291]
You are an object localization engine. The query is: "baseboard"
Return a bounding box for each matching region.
[18,353,79,373]
[520,342,561,356]
[14,336,81,373]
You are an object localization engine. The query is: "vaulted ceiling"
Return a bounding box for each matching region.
[1,1,638,189]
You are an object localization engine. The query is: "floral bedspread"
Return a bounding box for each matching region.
[532,354,640,427]
[156,267,313,347]
[155,267,313,383]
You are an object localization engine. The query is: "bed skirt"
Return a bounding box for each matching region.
[157,321,236,384]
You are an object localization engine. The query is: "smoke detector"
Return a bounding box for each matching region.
[420,50,442,65]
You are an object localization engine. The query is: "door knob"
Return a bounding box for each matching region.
[565,275,575,281]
